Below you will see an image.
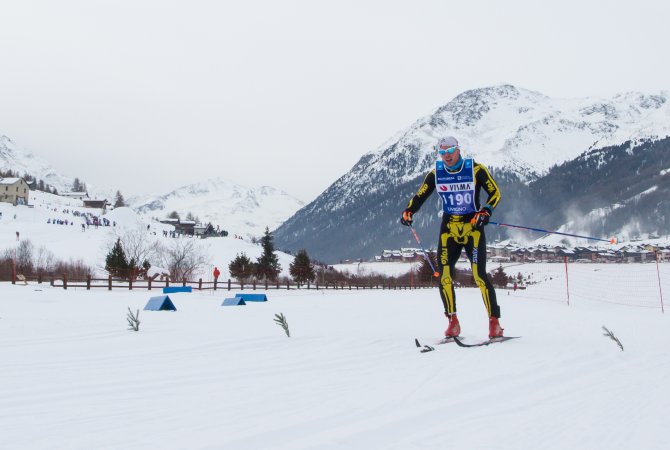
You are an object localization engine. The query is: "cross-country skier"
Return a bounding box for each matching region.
[400,136,504,338]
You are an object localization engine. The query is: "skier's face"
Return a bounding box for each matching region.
[440,146,460,166]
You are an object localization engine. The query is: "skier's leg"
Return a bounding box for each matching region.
[468,227,501,318]
[438,222,465,315]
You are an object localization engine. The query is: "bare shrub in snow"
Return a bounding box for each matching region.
[127,307,141,331]
[160,238,208,281]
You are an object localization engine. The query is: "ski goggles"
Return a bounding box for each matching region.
[437,145,458,155]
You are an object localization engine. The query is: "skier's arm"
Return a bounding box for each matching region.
[474,164,501,214]
[405,170,436,214]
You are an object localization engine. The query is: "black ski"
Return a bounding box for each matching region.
[415,337,462,352]
[415,338,435,353]
[452,336,521,348]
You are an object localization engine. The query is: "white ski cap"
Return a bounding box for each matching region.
[437,136,459,150]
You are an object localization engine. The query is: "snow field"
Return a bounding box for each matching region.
[1,280,668,450]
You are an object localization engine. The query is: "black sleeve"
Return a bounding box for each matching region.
[404,170,436,214]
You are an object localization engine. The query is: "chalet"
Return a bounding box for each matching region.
[573,247,598,261]
[0,177,30,206]
[83,199,109,210]
[194,224,207,237]
[556,248,576,261]
[174,220,196,236]
[533,246,556,261]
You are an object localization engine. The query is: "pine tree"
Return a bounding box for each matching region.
[167,211,180,220]
[72,178,81,192]
[255,227,281,281]
[289,249,315,283]
[114,190,126,208]
[105,238,130,278]
[228,252,254,283]
[491,265,509,288]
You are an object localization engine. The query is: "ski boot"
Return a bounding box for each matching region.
[444,313,461,337]
[489,316,504,338]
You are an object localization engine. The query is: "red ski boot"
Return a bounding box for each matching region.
[445,314,461,337]
[489,316,504,338]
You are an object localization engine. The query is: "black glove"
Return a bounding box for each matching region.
[400,210,414,226]
[470,209,490,229]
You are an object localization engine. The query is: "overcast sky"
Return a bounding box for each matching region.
[0,0,668,201]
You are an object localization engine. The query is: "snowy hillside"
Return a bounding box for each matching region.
[128,177,305,239]
[0,134,76,193]
[372,85,670,186]
[0,190,296,280]
[1,131,304,237]
[0,262,668,449]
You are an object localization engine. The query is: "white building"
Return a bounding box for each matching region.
[0,178,30,205]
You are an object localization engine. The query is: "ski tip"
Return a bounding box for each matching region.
[433,271,440,278]
[609,237,617,244]
[414,338,421,348]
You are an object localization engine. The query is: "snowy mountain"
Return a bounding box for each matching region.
[0,130,304,238]
[129,177,305,239]
[0,133,75,193]
[274,85,670,262]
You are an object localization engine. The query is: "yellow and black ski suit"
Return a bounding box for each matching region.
[404,160,502,318]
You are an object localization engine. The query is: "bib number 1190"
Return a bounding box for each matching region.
[446,192,472,206]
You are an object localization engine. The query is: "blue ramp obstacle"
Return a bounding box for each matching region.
[222,297,246,306]
[163,286,192,294]
[235,293,268,302]
[144,295,177,311]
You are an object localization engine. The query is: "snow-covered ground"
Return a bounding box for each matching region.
[0,275,668,449]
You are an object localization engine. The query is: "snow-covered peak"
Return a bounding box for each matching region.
[364,84,670,185]
[0,133,73,192]
[129,177,304,238]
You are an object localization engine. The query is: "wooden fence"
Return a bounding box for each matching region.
[11,274,437,291]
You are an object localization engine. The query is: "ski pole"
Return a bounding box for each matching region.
[488,221,617,244]
[408,224,440,278]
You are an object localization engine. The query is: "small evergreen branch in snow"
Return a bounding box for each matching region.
[127,307,141,331]
[602,326,623,351]
[274,313,290,337]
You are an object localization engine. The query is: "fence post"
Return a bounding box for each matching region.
[148,277,152,290]
[129,277,133,290]
[241,281,244,290]
[307,281,310,289]
[108,275,112,290]
[265,280,268,290]
[86,275,91,290]
[182,278,186,287]
[228,279,231,291]
[655,251,665,313]
[564,256,570,306]
[199,278,202,290]
[315,281,319,290]
[63,274,68,290]
[166,278,170,287]
[213,278,217,291]
[253,280,256,291]
[286,280,290,290]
